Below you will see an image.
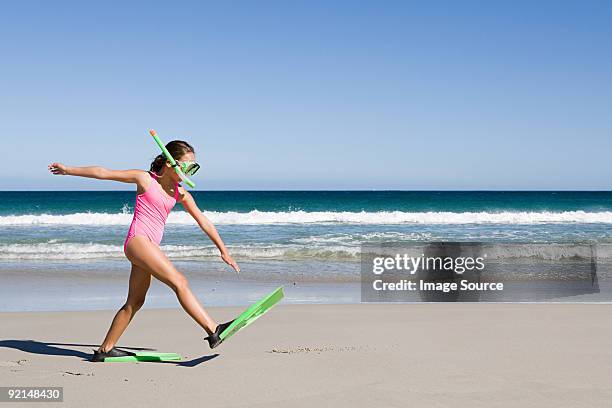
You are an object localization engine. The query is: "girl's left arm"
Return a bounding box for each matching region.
[179,187,241,273]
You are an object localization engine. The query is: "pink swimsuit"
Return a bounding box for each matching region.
[123,171,179,253]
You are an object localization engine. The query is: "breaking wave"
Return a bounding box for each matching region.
[2,210,612,225]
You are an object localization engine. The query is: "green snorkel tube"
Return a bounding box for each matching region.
[149,129,196,188]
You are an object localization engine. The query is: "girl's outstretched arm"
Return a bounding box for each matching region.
[178,187,241,273]
[48,162,147,185]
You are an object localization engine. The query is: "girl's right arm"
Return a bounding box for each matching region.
[48,162,147,185]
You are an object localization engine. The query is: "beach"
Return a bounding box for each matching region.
[2,303,612,407]
[2,190,612,406]
[4,0,611,405]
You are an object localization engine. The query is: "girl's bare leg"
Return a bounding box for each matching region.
[124,235,218,335]
[97,263,152,352]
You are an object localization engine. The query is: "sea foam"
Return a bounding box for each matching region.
[2,241,612,261]
[2,210,612,225]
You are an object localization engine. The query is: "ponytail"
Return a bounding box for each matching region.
[149,153,167,174]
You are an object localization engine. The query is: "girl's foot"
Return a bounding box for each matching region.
[90,347,137,362]
[204,319,235,349]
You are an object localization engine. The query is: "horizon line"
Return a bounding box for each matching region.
[2,189,612,193]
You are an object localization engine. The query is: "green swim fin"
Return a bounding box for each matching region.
[220,286,284,342]
[103,352,182,362]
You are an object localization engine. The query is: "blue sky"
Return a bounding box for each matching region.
[1,0,611,190]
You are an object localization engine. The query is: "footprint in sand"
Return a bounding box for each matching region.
[0,360,27,367]
[267,345,375,354]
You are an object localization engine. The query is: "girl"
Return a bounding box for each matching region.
[48,139,240,362]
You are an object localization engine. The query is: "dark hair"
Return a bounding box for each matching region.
[149,140,195,174]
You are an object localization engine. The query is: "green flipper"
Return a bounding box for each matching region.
[104,352,182,362]
[220,286,284,342]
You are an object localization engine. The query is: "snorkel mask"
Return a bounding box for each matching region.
[175,160,200,176]
[149,129,197,188]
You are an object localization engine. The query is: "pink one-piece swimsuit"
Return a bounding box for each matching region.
[123,171,179,253]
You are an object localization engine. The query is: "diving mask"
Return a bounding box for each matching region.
[174,160,200,176]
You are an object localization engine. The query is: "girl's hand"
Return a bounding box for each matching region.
[221,251,241,274]
[48,162,68,175]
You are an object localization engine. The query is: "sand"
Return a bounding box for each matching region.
[2,303,612,407]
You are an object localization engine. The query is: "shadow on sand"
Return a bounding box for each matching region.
[0,340,218,366]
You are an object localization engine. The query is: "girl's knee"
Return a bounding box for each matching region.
[123,298,145,312]
[171,274,190,292]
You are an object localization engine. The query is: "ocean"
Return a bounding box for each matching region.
[2,191,612,311]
